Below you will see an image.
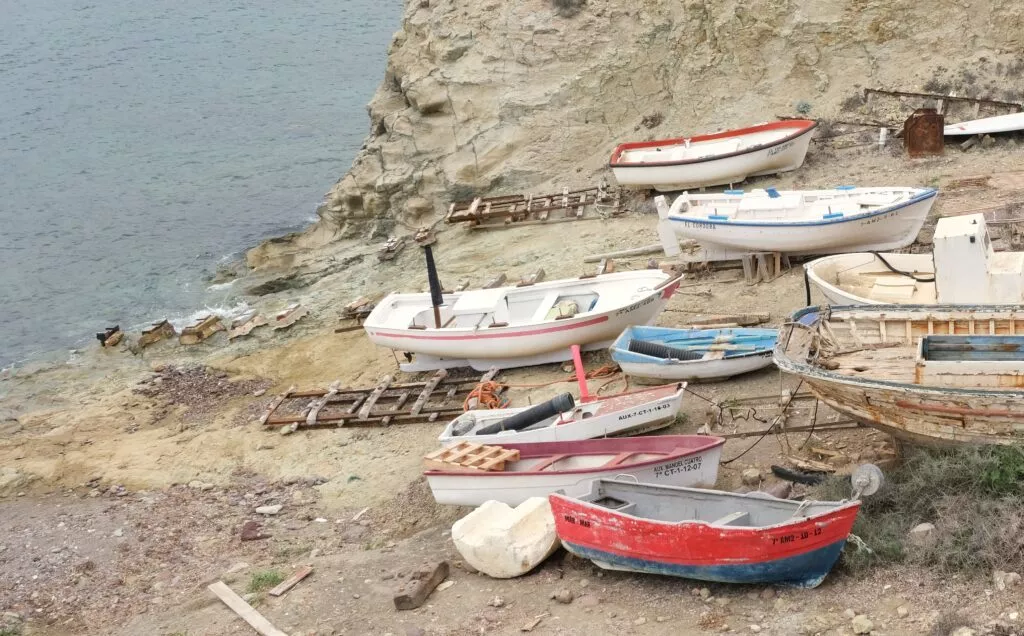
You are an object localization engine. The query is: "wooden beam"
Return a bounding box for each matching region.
[268,566,314,598]
[208,581,289,636]
[358,375,392,420]
[394,561,449,611]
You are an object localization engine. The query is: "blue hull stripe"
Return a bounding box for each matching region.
[668,188,936,228]
[563,540,846,588]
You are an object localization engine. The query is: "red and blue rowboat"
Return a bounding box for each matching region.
[549,479,860,588]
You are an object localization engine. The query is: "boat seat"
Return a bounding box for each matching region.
[710,511,750,526]
[530,454,568,472]
[530,291,562,322]
[602,452,636,467]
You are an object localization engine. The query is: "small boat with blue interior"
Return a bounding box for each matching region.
[610,326,778,381]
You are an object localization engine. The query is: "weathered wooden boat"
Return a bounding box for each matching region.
[609,326,777,382]
[363,269,682,372]
[549,479,860,587]
[774,304,1024,446]
[944,112,1024,136]
[805,213,1024,305]
[665,186,938,255]
[425,435,725,506]
[609,120,816,191]
[438,384,685,445]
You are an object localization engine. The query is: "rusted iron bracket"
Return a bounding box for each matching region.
[864,88,1023,111]
[445,180,624,229]
[260,368,502,429]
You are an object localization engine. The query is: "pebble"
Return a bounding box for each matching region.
[552,588,574,604]
[578,595,600,608]
[656,616,668,623]
[112,528,123,538]
[741,468,762,486]
[897,606,909,618]
[749,626,761,634]
[487,596,505,608]
[852,614,873,634]
[253,389,267,397]
[634,617,647,626]
[579,578,590,588]
[844,609,857,619]
[699,587,711,599]
[715,597,730,607]
[255,504,282,515]
[352,593,360,599]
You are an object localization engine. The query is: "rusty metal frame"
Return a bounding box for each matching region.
[445,181,623,229]
[864,88,1023,111]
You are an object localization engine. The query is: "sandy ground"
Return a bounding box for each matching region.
[2,143,1024,635]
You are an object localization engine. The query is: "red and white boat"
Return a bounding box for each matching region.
[438,384,686,445]
[363,269,682,371]
[609,120,816,192]
[426,435,724,506]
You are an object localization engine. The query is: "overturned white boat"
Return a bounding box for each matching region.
[364,270,682,372]
[664,186,937,255]
[609,120,816,191]
[806,213,1024,305]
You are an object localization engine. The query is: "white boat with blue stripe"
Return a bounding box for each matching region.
[610,326,778,382]
[666,186,938,255]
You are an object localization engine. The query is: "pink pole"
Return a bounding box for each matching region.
[570,345,591,403]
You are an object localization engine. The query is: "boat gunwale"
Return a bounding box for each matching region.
[423,434,725,477]
[773,304,1024,399]
[608,120,817,168]
[667,187,937,229]
[550,480,860,533]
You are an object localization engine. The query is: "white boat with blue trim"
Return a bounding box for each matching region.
[610,326,777,382]
[665,186,938,255]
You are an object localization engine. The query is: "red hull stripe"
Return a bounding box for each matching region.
[549,494,859,564]
[369,315,609,341]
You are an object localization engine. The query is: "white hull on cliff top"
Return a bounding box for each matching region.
[363,270,682,372]
[609,120,816,192]
[665,186,937,255]
[806,213,1024,306]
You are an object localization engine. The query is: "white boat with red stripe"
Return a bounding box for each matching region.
[609,120,816,192]
[364,269,682,372]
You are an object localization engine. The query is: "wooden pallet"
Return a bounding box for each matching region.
[423,442,520,472]
[445,181,623,229]
[259,368,502,429]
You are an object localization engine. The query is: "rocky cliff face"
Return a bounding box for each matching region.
[275,0,1024,251]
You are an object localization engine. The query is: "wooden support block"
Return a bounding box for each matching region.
[208,581,289,636]
[517,268,546,287]
[741,255,758,285]
[455,279,471,292]
[960,135,981,151]
[467,197,482,219]
[394,561,449,610]
[597,259,615,275]
[228,312,267,341]
[179,315,224,345]
[483,273,507,289]
[358,375,393,420]
[306,381,341,426]
[273,304,308,330]
[139,320,176,348]
[268,566,313,598]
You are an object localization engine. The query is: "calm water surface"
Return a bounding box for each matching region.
[0,0,400,367]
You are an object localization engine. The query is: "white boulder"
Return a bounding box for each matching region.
[451,497,560,579]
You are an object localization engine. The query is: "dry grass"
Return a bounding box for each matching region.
[552,0,585,18]
[816,446,1024,576]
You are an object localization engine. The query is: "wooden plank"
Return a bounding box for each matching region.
[306,381,341,426]
[394,561,449,610]
[358,375,393,420]
[208,581,289,636]
[410,370,447,416]
[259,386,295,425]
[268,566,314,598]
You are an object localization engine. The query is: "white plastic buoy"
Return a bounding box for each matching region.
[451,497,560,579]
